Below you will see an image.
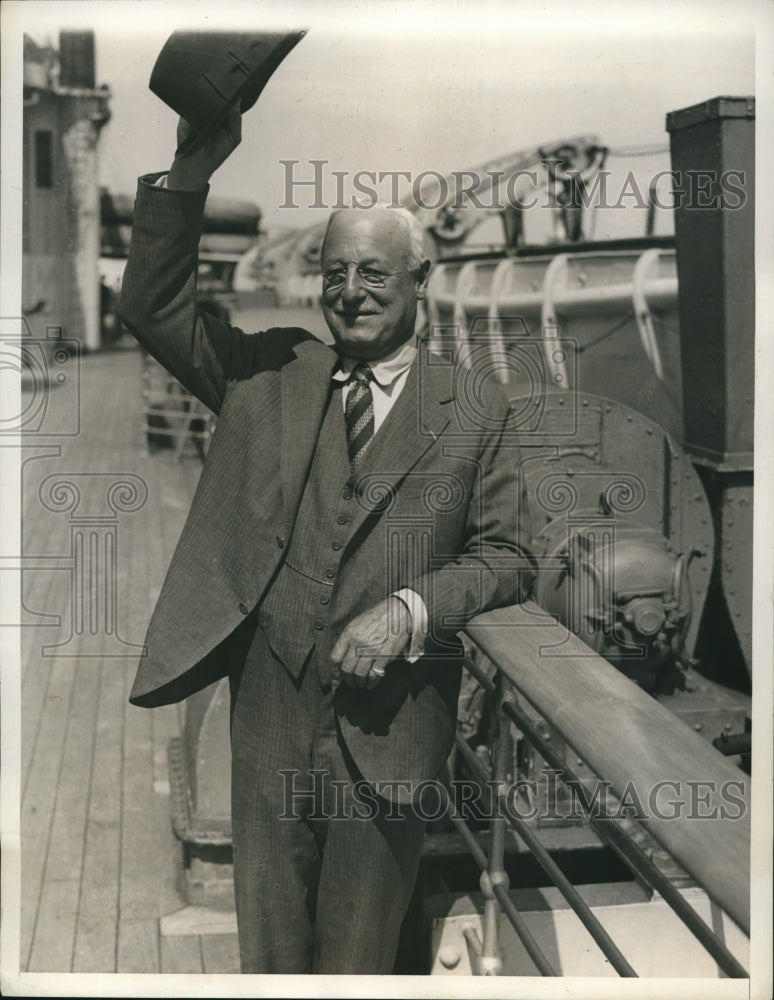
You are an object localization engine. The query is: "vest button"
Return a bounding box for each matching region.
[239,602,249,614]
[313,619,325,630]
[342,489,353,500]
[336,515,347,525]
[331,541,342,551]
[320,595,330,605]
[325,568,336,579]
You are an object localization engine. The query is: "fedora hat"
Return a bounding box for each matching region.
[150,29,307,155]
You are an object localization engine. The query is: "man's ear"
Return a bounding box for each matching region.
[415,258,431,300]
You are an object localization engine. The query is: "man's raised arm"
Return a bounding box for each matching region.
[119,108,262,413]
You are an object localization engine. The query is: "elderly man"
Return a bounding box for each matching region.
[120,108,534,974]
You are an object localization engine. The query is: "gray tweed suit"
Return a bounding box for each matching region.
[120,174,534,972]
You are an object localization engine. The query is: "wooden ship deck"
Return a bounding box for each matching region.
[18,341,240,974]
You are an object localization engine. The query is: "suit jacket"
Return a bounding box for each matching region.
[119,174,535,789]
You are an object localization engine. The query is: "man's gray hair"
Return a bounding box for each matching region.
[322,204,429,271]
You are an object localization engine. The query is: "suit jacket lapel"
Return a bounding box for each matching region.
[346,345,454,537]
[280,339,339,538]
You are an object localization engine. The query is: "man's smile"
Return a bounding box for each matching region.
[336,309,379,321]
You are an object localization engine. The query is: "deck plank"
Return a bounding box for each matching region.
[119,699,154,918]
[71,655,127,972]
[117,918,159,974]
[20,547,71,802]
[20,640,52,802]
[120,706,186,922]
[19,456,68,799]
[19,657,78,969]
[20,629,55,800]
[27,655,101,971]
[25,879,81,973]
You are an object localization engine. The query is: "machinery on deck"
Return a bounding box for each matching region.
[422,96,754,697]
[519,391,712,696]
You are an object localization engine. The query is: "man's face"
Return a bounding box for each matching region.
[321,211,429,360]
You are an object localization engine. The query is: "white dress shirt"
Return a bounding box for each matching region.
[331,337,417,432]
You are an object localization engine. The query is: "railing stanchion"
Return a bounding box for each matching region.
[463,672,510,974]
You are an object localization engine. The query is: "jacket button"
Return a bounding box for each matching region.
[342,489,353,500]
[276,536,285,549]
[313,619,325,630]
[336,514,347,525]
[325,568,336,579]
[331,541,342,551]
[320,595,330,605]
[239,602,249,615]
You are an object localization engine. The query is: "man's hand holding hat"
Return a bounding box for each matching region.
[167,106,242,190]
[150,29,305,190]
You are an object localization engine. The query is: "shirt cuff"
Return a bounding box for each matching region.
[154,174,169,188]
[392,588,428,663]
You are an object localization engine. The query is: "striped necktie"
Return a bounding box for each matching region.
[345,362,375,472]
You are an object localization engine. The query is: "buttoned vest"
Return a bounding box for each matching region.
[257,384,357,684]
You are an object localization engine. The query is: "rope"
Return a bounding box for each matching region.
[577,311,635,353]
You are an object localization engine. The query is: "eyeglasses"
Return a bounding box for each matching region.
[322,265,389,290]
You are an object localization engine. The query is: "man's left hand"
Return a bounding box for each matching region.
[330,597,411,690]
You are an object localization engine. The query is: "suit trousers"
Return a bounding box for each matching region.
[229,618,427,974]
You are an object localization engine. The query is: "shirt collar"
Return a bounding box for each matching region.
[332,336,418,388]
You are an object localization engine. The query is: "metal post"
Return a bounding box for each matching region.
[463,673,511,975]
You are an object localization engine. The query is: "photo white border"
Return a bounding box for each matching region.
[1,1,771,997]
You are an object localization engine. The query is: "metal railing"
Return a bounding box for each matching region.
[448,600,750,977]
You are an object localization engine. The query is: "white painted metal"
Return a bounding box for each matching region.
[429,885,749,977]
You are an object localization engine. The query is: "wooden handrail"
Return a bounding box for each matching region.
[465,601,750,936]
